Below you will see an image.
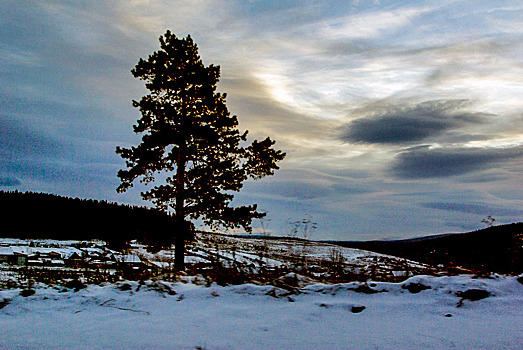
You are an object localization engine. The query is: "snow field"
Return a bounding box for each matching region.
[1,274,522,349]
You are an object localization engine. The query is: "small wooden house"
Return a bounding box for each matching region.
[116,254,143,271]
[64,252,83,268]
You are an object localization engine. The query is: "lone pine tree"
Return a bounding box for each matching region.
[116,31,285,270]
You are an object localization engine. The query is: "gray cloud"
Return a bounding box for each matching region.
[0,117,64,159]
[422,202,523,217]
[391,145,523,179]
[242,167,379,205]
[0,177,21,187]
[341,99,486,144]
[0,93,131,143]
[0,93,125,199]
[423,38,523,87]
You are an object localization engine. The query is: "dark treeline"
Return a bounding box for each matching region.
[0,190,180,249]
[329,222,523,274]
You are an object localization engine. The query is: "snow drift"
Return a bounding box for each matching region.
[1,274,522,349]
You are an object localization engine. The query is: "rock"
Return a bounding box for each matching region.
[401,282,431,294]
[353,284,380,294]
[274,273,314,290]
[456,289,490,301]
[147,281,177,296]
[65,279,87,291]
[265,287,295,298]
[351,305,366,313]
[0,298,10,309]
[19,289,35,297]
[456,289,491,308]
[117,282,133,291]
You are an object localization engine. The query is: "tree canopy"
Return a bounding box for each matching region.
[0,190,176,250]
[116,31,285,269]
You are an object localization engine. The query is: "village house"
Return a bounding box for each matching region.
[116,254,143,271]
[64,251,83,268]
[0,247,15,264]
[0,246,29,265]
[1,241,132,275]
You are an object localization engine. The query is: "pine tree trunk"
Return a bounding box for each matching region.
[174,221,185,270]
[175,143,186,271]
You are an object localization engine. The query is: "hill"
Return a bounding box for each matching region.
[0,191,179,248]
[328,223,523,274]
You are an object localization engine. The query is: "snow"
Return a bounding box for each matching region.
[117,254,142,264]
[1,274,522,349]
[177,233,430,277]
[1,235,521,348]
[4,245,83,258]
[0,238,83,247]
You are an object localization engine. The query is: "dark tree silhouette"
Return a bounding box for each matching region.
[0,190,176,249]
[116,31,285,270]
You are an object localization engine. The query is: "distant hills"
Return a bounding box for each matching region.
[2,191,521,273]
[329,223,522,274]
[0,191,179,249]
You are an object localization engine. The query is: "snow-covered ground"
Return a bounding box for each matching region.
[1,233,431,280]
[1,235,521,348]
[1,274,522,349]
[140,232,432,279]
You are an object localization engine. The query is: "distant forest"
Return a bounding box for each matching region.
[0,191,181,249]
[331,222,523,274]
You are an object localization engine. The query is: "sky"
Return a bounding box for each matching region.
[1,0,522,240]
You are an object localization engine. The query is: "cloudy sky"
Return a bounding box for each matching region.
[1,0,522,240]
